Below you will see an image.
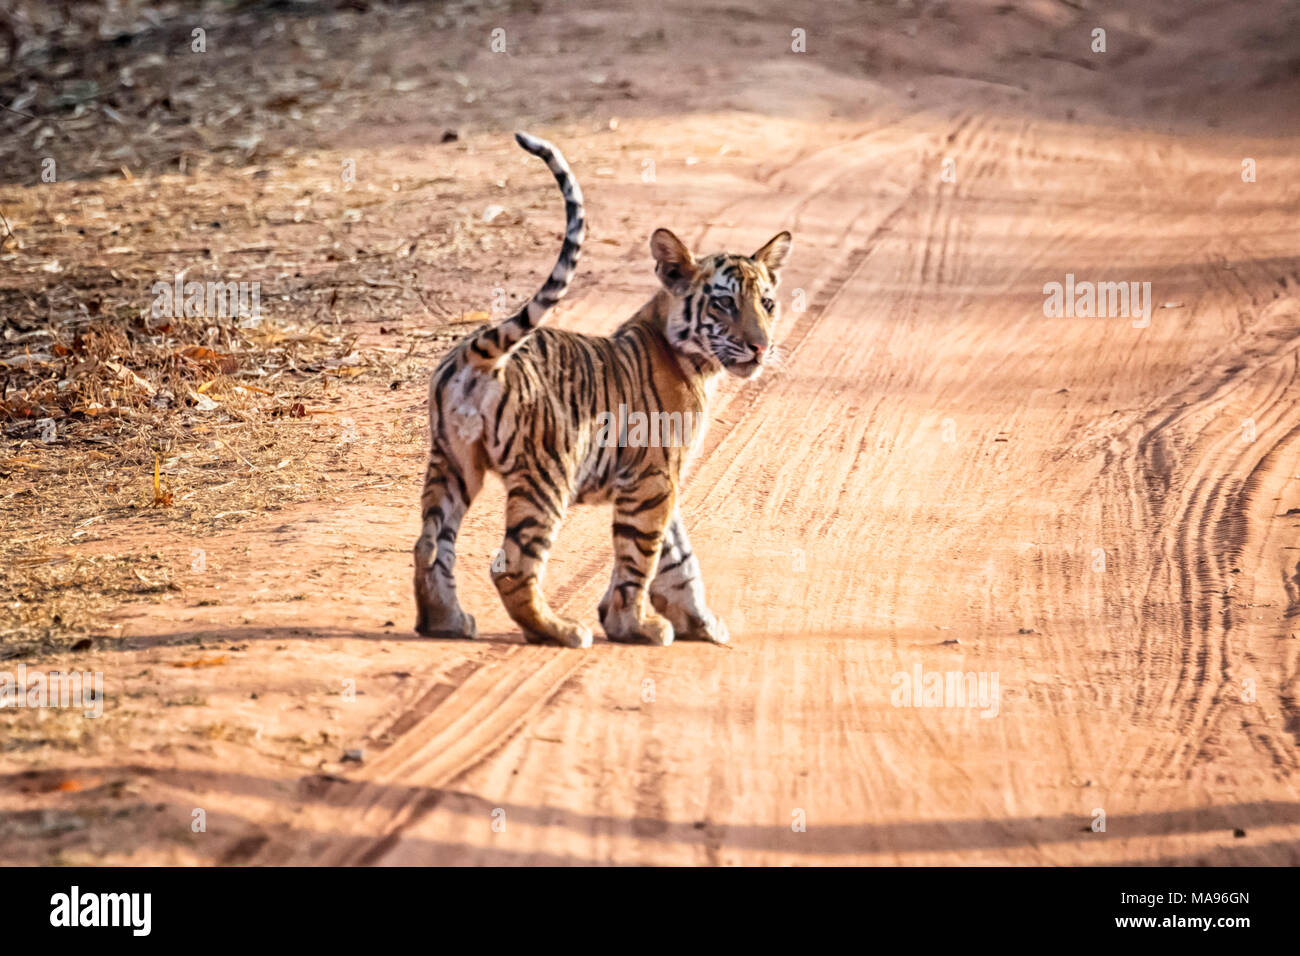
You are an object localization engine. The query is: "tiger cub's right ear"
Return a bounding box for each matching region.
[752,231,792,280]
[651,228,697,295]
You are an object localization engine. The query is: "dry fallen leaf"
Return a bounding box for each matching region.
[188,390,220,412]
[177,346,239,374]
[152,454,173,507]
[104,360,156,396]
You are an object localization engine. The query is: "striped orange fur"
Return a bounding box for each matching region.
[414,132,791,647]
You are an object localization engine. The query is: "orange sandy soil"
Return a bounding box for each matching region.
[2,0,1299,864]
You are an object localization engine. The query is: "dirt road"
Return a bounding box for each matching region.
[4,1,1299,864]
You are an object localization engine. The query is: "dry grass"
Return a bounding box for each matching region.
[0,0,597,658]
[0,0,509,184]
[0,302,474,654]
[0,156,507,656]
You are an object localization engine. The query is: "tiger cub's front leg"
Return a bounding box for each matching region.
[650,510,729,645]
[599,476,677,646]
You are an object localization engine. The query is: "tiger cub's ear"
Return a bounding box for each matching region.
[651,228,697,295]
[752,231,792,279]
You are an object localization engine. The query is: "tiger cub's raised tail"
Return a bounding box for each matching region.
[466,131,586,369]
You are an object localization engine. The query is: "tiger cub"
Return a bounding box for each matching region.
[414,131,791,648]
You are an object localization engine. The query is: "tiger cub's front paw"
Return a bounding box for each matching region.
[603,612,675,647]
[524,618,594,649]
[677,613,729,645]
[698,616,730,645]
[651,598,730,645]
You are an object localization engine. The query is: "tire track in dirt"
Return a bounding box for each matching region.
[1107,308,1300,784]
[1032,188,1300,797]
[240,644,585,864]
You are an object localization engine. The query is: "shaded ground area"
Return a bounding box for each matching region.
[1,0,1299,865]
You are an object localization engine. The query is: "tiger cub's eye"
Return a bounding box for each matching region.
[761,297,775,312]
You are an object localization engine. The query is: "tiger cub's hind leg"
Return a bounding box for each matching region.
[413,445,482,639]
[649,511,729,645]
[599,481,677,646]
[492,479,593,648]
